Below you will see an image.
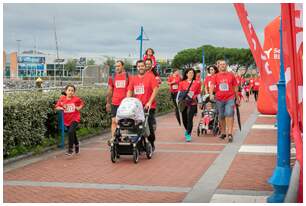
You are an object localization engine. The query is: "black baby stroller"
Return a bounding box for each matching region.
[197,94,220,136]
[110,97,153,164]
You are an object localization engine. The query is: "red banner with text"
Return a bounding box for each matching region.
[234,3,279,114]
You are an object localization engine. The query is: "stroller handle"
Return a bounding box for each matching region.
[144,107,151,115]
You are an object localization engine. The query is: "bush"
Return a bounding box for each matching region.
[3,87,174,159]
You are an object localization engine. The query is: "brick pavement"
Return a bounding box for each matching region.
[4,97,278,203]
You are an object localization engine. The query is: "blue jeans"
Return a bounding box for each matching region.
[216,98,235,119]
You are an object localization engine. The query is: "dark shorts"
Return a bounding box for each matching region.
[216,98,235,119]
[111,104,119,118]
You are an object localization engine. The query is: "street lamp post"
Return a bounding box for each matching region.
[267,18,291,203]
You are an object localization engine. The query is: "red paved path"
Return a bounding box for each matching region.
[4,98,278,203]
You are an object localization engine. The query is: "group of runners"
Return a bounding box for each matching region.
[167,60,260,142]
[55,47,260,155]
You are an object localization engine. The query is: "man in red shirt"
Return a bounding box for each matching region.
[167,68,181,124]
[145,58,162,85]
[209,60,240,142]
[128,60,159,151]
[106,60,130,145]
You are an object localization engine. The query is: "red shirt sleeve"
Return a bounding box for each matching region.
[193,82,201,99]
[108,76,113,88]
[151,56,157,68]
[151,74,158,89]
[74,96,84,107]
[174,76,180,84]
[232,74,238,87]
[210,75,216,88]
[55,96,65,108]
[178,81,183,92]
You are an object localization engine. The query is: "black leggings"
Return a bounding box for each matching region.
[170,92,180,124]
[148,109,156,147]
[182,105,197,135]
[67,121,79,152]
[253,90,258,101]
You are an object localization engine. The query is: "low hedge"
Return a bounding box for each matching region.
[3,87,174,159]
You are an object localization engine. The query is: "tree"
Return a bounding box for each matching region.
[123,58,133,73]
[65,59,77,75]
[86,59,95,65]
[104,57,116,74]
[172,44,255,69]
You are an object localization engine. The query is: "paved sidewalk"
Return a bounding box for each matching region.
[3,98,278,203]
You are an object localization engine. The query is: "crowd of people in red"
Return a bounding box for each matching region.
[55,47,260,156]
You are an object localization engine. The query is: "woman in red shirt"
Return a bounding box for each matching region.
[203,65,218,94]
[56,84,84,156]
[178,68,201,142]
[167,68,181,124]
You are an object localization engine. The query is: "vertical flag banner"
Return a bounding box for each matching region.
[234,3,279,115]
[281,3,303,202]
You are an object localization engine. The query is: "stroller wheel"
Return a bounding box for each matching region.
[133,148,139,164]
[146,142,153,159]
[110,146,117,163]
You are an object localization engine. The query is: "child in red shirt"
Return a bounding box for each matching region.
[143,48,157,69]
[56,84,84,155]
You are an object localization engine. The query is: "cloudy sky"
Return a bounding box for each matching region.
[3,3,280,59]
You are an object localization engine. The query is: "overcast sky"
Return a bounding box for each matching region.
[3,3,280,59]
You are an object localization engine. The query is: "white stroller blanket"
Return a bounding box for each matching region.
[116,97,145,122]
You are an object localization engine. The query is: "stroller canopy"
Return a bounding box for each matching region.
[116,97,145,122]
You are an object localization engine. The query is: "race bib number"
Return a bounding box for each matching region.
[255,82,259,86]
[134,85,145,95]
[187,91,194,98]
[115,80,126,88]
[172,84,178,90]
[219,83,229,91]
[64,104,75,113]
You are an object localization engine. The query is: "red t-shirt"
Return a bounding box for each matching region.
[241,77,246,86]
[253,78,260,91]
[143,55,157,68]
[204,75,215,92]
[249,78,255,88]
[178,80,201,105]
[128,72,159,109]
[196,74,201,81]
[211,72,238,101]
[108,72,130,106]
[167,74,181,93]
[244,85,250,92]
[235,75,242,86]
[56,95,84,126]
